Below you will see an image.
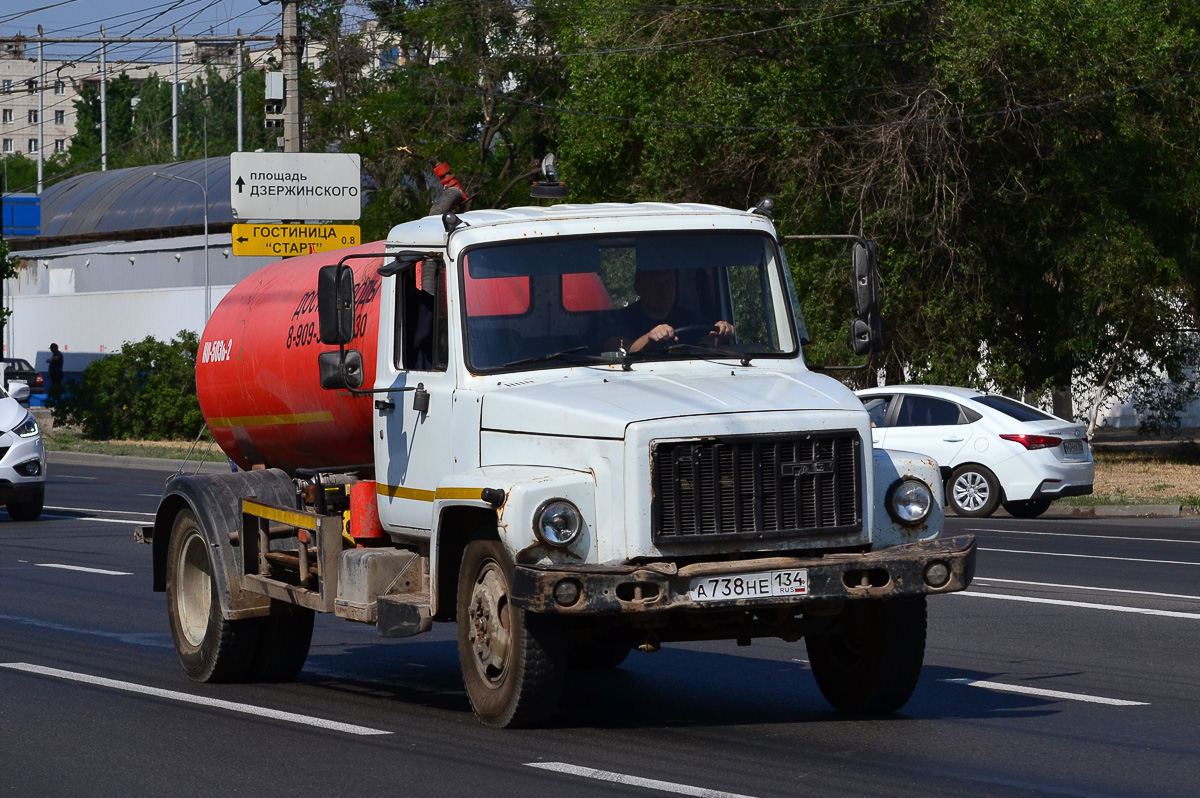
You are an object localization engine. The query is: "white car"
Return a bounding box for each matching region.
[0,383,46,521]
[855,385,1093,518]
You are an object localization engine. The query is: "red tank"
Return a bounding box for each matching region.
[196,241,384,473]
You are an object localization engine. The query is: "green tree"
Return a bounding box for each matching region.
[542,0,1200,427]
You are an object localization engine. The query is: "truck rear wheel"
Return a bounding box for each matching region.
[457,539,565,728]
[805,596,926,713]
[166,509,260,683]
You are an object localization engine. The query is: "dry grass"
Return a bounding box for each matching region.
[1083,440,1200,506]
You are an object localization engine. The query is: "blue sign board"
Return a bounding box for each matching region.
[1,194,41,236]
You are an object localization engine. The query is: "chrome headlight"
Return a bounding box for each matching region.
[13,413,39,438]
[534,499,582,547]
[886,478,932,525]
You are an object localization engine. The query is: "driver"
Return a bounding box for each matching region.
[610,268,735,353]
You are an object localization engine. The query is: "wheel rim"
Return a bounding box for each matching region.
[177,532,212,647]
[953,471,990,512]
[466,561,512,687]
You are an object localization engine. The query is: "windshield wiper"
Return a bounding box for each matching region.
[662,342,758,366]
[501,346,610,369]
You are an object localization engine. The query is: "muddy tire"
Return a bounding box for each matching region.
[1002,499,1052,519]
[457,539,565,728]
[250,604,314,682]
[946,465,1000,517]
[7,486,44,521]
[166,509,260,683]
[806,596,927,713]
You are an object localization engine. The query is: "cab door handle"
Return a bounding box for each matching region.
[943,436,964,442]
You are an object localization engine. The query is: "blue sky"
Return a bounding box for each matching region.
[1,0,291,62]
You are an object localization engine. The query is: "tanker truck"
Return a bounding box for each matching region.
[141,192,976,728]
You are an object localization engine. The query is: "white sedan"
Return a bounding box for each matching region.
[855,385,1094,518]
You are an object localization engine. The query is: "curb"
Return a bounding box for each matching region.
[1002,503,1199,519]
[48,450,234,475]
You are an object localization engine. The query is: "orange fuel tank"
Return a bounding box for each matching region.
[196,241,385,473]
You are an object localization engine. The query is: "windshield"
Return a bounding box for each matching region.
[461,231,796,373]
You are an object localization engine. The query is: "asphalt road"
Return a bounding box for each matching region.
[1,460,1197,797]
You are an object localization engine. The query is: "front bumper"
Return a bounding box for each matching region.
[511,535,975,614]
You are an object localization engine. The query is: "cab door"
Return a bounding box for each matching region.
[373,258,457,534]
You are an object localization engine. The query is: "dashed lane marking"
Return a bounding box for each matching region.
[973,577,1200,602]
[979,547,1199,567]
[969,528,1200,545]
[0,662,392,736]
[940,678,1148,706]
[955,590,1200,619]
[36,563,132,576]
[525,762,758,798]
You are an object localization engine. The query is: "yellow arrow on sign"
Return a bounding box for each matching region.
[232,223,362,257]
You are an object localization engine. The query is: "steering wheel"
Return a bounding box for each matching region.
[669,324,717,342]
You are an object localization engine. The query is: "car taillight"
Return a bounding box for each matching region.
[999,433,1062,450]
[35,374,44,387]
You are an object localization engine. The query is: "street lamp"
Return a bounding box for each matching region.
[152,171,210,322]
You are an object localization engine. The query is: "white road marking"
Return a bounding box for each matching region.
[980,547,1200,567]
[940,678,1148,706]
[37,563,132,576]
[0,662,391,736]
[956,590,1200,619]
[45,505,154,517]
[969,528,1200,545]
[41,515,149,526]
[526,762,757,798]
[974,577,1200,602]
[52,475,98,481]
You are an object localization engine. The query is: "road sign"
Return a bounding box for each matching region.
[229,152,362,221]
[232,223,361,257]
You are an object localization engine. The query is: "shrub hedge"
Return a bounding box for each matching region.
[47,331,204,440]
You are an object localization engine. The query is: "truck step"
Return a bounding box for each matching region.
[376,595,433,638]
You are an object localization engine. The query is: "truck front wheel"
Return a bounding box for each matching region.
[166,509,260,683]
[457,539,565,728]
[805,596,927,713]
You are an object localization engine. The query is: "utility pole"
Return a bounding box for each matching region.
[172,27,179,160]
[236,32,244,152]
[282,0,303,153]
[100,26,108,171]
[37,26,44,192]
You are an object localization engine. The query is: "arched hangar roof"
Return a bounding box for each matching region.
[37,157,232,242]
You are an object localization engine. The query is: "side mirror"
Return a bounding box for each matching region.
[318,264,356,345]
[317,349,364,390]
[850,315,883,356]
[852,239,880,318]
[850,239,883,355]
[9,382,30,402]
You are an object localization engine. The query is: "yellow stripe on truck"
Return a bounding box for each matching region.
[375,484,485,503]
[208,411,336,429]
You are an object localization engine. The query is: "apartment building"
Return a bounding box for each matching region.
[0,37,239,160]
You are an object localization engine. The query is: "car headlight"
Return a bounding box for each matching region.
[12,412,39,438]
[534,499,582,547]
[886,478,932,526]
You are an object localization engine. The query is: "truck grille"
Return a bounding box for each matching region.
[651,431,862,543]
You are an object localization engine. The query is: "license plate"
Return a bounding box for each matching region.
[1064,439,1084,455]
[689,569,809,603]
